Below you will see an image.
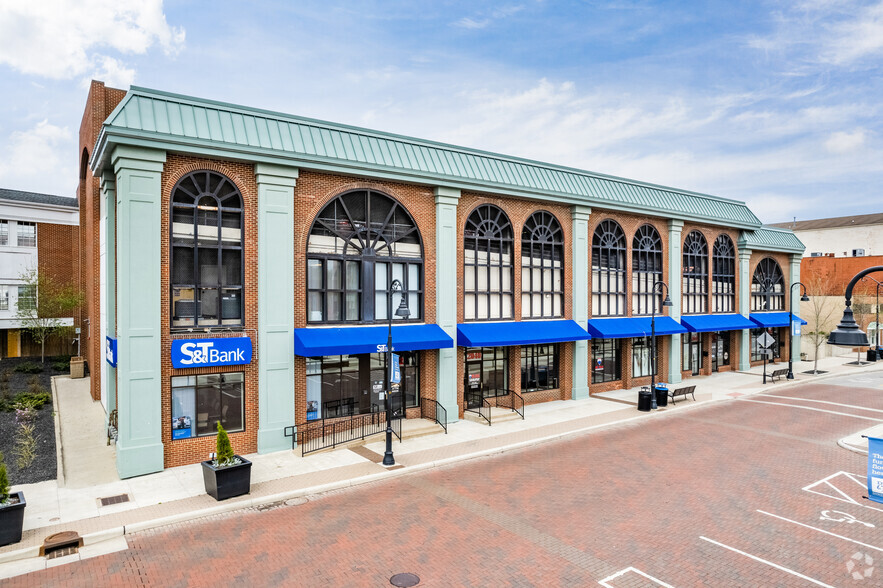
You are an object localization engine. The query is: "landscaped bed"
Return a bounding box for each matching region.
[0,356,70,485]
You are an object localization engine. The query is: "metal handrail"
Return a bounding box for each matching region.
[284,406,398,456]
[420,398,448,433]
[465,390,492,426]
[498,389,525,419]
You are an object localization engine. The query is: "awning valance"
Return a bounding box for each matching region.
[680,314,756,333]
[456,320,590,348]
[749,312,807,328]
[585,316,687,339]
[294,324,453,357]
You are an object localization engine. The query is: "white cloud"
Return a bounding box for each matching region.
[825,129,867,153]
[0,120,74,197]
[0,0,184,83]
[820,2,883,65]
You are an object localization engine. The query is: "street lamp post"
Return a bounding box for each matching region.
[382,279,410,467]
[646,280,673,410]
[786,281,810,380]
[862,276,883,355]
[828,266,883,348]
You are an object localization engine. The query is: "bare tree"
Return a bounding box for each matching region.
[15,268,83,363]
[803,275,839,374]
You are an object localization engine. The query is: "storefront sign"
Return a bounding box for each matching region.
[594,358,603,371]
[868,437,883,504]
[466,351,482,361]
[171,337,253,369]
[105,336,118,367]
[172,416,192,440]
[468,373,480,387]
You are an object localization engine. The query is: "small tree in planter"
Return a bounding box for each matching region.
[201,422,252,501]
[0,450,27,547]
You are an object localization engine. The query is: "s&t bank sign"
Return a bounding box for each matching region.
[171,337,253,369]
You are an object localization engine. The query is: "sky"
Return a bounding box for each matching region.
[0,0,881,225]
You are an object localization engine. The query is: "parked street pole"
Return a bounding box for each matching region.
[382,279,409,467]
[787,281,809,380]
[649,280,673,410]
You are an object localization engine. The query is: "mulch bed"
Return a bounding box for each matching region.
[0,356,70,485]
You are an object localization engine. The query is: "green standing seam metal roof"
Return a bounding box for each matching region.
[738,226,805,254]
[93,87,765,229]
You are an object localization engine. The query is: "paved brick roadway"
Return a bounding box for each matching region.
[12,372,883,587]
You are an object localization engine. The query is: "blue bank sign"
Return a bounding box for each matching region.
[171,337,253,369]
[105,337,118,367]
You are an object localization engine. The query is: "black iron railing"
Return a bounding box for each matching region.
[420,398,448,433]
[498,389,525,419]
[465,390,492,426]
[284,404,401,456]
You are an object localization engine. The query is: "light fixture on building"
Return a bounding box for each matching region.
[828,266,883,347]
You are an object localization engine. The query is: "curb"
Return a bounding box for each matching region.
[50,375,65,489]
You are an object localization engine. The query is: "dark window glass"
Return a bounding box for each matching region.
[592,220,626,316]
[520,344,559,391]
[464,205,514,320]
[171,171,243,329]
[521,211,564,318]
[682,231,708,315]
[751,257,785,311]
[170,373,244,439]
[307,190,423,324]
[464,347,509,396]
[712,235,736,313]
[632,225,663,315]
[750,328,780,361]
[632,337,657,378]
[591,339,621,383]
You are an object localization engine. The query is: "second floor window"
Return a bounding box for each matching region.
[682,231,708,314]
[464,204,513,321]
[17,222,35,247]
[712,234,735,313]
[751,257,785,311]
[0,221,8,246]
[17,285,35,311]
[592,219,626,316]
[632,224,663,315]
[0,286,8,310]
[521,211,563,318]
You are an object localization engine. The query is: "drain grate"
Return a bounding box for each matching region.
[45,545,79,560]
[40,531,83,557]
[99,493,130,507]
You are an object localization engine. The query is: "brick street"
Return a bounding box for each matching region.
[11,371,883,587]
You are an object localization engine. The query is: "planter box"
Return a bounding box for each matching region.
[70,357,85,379]
[0,491,26,547]
[201,456,252,501]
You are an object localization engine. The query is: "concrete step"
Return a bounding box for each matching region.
[463,407,524,426]
[401,418,446,440]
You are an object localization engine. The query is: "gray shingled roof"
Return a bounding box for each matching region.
[769,212,883,231]
[0,188,77,208]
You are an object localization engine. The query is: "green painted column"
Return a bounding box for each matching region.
[667,220,684,384]
[789,254,802,362]
[256,163,298,453]
[738,246,753,371]
[100,170,116,420]
[112,145,165,479]
[435,187,460,422]
[571,205,591,400]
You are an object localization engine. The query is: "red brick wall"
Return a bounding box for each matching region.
[800,255,883,297]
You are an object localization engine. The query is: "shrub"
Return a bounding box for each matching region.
[53,361,69,372]
[14,419,37,470]
[13,392,51,411]
[13,362,43,374]
[216,422,235,466]
[0,451,9,503]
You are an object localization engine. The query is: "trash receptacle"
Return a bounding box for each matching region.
[655,385,668,407]
[638,387,653,412]
[868,349,878,362]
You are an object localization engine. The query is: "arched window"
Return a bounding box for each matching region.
[712,235,736,313]
[307,190,423,323]
[682,231,708,315]
[592,220,626,316]
[464,205,513,320]
[751,257,785,311]
[171,170,243,329]
[521,211,564,318]
[632,224,662,315]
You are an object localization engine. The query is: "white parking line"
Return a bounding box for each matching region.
[699,536,835,588]
[757,510,883,553]
[803,471,883,514]
[735,398,883,421]
[598,567,674,588]
[756,394,883,414]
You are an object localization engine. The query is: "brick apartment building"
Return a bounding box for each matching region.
[78,82,805,478]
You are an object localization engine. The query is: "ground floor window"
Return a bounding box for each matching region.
[521,344,558,391]
[711,331,730,369]
[171,372,244,439]
[305,352,419,421]
[465,347,508,399]
[632,337,656,378]
[592,339,621,384]
[682,332,700,373]
[750,328,780,361]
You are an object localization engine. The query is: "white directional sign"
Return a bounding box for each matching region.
[758,332,775,348]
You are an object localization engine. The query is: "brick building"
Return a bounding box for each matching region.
[0,188,80,358]
[78,82,805,477]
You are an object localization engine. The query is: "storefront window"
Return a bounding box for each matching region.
[171,373,244,439]
[632,224,663,315]
[750,328,780,361]
[521,344,558,391]
[592,220,627,316]
[592,339,621,384]
[464,205,514,321]
[632,337,655,378]
[682,332,700,373]
[465,347,508,397]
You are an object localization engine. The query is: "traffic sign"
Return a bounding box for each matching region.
[758,332,775,348]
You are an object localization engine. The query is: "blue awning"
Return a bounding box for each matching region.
[456,320,590,347]
[680,314,756,333]
[294,324,453,357]
[585,316,687,339]
[749,312,807,328]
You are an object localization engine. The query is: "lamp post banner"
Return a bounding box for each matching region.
[792,320,801,337]
[868,437,883,504]
[390,353,401,384]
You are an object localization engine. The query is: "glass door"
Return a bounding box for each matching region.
[691,341,700,376]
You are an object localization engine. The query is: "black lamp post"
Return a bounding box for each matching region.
[862,276,882,354]
[641,280,672,411]
[786,281,810,380]
[382,279,410,467]
[828,266,883,348]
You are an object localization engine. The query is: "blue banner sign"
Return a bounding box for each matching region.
[390,353,401,384]
[868,437,883,504]
[171,337,253,369]
[792,320,802,337]
[105,336,118,367]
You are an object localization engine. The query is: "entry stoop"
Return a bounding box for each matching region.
[401,418,446,440]
[463,406,524,426]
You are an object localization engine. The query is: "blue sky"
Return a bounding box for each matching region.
[1,1,881,224]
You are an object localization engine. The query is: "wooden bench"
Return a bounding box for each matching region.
[668,386,696,405]
[770,368,789,382]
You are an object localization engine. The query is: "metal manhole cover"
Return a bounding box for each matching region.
[98,493,130,507]
[390,573,420,587]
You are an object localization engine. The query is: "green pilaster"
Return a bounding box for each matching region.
[667,220,684,384]
[112,146,165,479]
[435,187,460,421]
[789,254,802,361]
[100,171,117,419]
[738,246,753,371]
[256,163,298,453]
[571,206,591,399]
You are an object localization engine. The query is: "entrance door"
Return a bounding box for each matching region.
[465,360,483,409]
[711,334,719,372]
[691,342,700,376]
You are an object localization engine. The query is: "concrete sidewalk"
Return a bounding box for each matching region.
[2,355,881,577]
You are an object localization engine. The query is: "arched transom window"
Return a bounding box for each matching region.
[751,257,785,311]
[521,211,564,318]
[632,224,662,315]
[712,235,736,313]
[307,190,423,323]
[682,231,708,315]
[171,170,243,329]
[464,204,514,320]
[592,220,626,316]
